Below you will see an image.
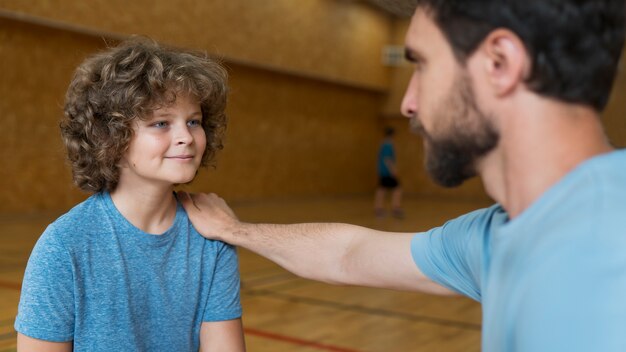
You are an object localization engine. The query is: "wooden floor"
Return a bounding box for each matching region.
[0,195,491,351]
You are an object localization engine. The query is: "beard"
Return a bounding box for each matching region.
[414,72,499,188]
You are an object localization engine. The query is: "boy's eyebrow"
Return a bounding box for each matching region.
[152,110,203,118]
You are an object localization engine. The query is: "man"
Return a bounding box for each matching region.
[180,1,626,351]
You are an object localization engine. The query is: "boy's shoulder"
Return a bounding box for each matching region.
[45,193,108,242]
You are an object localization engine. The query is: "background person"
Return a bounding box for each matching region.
[374,126,404,218]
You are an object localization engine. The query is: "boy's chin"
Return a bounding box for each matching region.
[173,177,196,187]
[172,169,201,187]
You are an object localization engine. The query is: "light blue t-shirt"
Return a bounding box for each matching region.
[377,141,395,177]
[15,192,242,351]
[411,150,626,352]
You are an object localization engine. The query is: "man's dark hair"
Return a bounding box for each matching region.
[414,0,625,111]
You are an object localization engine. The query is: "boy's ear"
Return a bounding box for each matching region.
[477,28,530,97]
[117,156,129,169]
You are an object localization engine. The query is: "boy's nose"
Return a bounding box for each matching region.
[175,125,193,145]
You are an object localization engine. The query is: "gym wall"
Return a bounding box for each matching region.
[1,0,392,213]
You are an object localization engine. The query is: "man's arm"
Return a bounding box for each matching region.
[179,192,453,295]
[17,333,72,352]
[199,319,245,352]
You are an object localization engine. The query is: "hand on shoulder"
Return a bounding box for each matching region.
[178,192,240,242]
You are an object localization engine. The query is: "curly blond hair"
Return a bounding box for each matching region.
[61,37,228,192]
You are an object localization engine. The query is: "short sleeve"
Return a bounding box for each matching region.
[14,225,75,342]
[381,144,394,160]
[202,243,242,322]
[411,205,502,301]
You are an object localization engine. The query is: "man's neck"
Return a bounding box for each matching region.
[479,99,612,219]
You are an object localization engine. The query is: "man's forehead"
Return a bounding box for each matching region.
[405,8,434,50]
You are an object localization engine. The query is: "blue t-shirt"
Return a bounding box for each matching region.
[15,192,242,351]
[411,150,626,352]
[377,141,395,177]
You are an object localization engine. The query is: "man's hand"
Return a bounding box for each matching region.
[178,192,239,242]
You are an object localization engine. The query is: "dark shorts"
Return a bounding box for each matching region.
[379,176,399,189]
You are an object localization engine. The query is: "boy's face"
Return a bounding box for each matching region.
[119,93,206,189]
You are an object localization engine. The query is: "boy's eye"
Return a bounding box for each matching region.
[187,119,202,127]
[151,121,168,128]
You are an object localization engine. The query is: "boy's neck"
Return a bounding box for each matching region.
[110,184,178,235]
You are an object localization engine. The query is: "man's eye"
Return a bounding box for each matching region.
[188,119,202,127]
[152,121,168,128]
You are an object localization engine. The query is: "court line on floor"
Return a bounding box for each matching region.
[0,332,15,342]
[0,281,20,291]
[241,265,287,277]
[0,266,24,276]
[242,272,298,288]
[247,276,313,292]
[245,288,482,331]
[244,327,361,352]
[0,320,14,327]
[0,317,16,344]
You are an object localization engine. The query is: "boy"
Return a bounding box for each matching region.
[15,37,245,351]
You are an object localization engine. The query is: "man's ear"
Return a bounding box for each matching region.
[477,28,530,97]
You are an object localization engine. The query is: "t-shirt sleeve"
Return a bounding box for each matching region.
[411,206,500,301]
[202,243,242,322]
[14,225,75,342]
[381,144,394,160]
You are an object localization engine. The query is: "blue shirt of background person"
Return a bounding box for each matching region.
[377,140,395,177]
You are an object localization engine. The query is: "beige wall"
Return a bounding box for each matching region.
[195,64,384,201]
[602,58,626,147]
[0,0,392,90]
[1,18,98,213]
[0,2,388,213]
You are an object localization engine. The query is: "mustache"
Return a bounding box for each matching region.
[409,117,428,137]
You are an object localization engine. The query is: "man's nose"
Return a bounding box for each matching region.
[400,72,419,118]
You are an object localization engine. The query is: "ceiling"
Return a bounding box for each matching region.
[361,0,417,17]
